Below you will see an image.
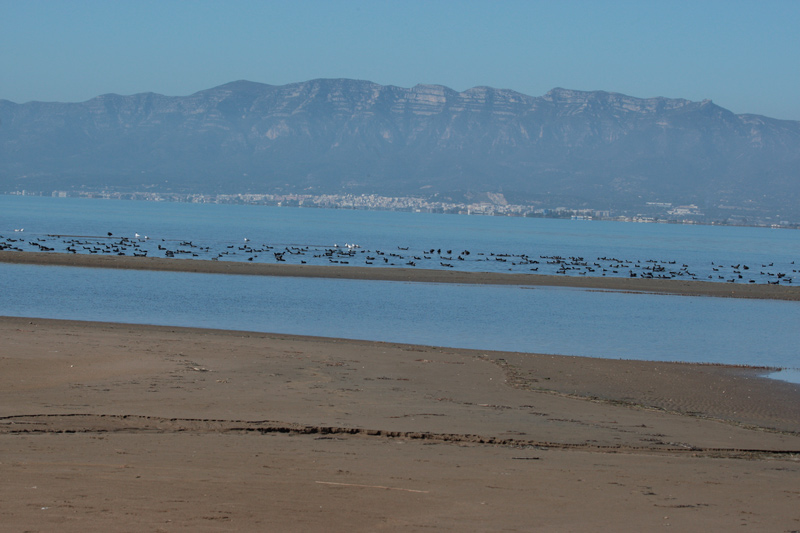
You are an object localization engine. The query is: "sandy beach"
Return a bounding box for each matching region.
[2,250,799,300]
[2,315,799,531]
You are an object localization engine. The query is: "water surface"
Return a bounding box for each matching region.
[2,263,797,378]
[2,195,799,384]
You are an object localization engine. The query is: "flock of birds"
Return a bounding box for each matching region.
[1,231,796,286]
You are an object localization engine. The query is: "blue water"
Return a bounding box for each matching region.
[2,195,799,383]
[3,195,799,283]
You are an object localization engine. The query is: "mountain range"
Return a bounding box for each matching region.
[1,78,799,221]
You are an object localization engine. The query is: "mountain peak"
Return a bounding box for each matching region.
[1,79,798,221]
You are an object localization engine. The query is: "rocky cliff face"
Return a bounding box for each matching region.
[1,78,799,216]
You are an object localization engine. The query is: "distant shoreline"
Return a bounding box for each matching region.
[2,250,798,301]
[3,192,800,229]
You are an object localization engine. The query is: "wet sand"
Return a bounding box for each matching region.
[2,250,799,300]
[2,317,799,531]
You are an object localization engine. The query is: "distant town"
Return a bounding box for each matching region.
[9,189,799,229]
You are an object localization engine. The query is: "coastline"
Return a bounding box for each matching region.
[2,250,799,300]
[2,316,799,530]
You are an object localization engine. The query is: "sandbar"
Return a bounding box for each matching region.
[1,317,799,531]
[2,250,799,300]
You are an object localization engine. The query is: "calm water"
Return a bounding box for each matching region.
[1,195,799,383]
[3,195,799,283]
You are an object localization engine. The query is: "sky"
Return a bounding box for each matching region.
[1,0,799,120]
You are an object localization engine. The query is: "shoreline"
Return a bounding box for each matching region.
[4,192,800,229]
[3,315,799,433]
[3,250,799,300]
[2,316,799,530]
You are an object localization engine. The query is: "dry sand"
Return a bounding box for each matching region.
[2,316,799,531]
[2,250,799,300]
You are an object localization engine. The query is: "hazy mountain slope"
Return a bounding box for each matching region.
[1,79,799,217]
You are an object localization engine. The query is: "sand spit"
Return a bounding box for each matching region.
[2,250,799,300]
[1,317,799,531]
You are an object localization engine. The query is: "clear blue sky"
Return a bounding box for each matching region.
[2,0,798,119]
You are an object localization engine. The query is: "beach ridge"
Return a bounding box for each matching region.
[2,250,799,300]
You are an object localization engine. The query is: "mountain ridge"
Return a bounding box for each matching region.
[1,78,799,221]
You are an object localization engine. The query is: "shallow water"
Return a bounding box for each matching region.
[1,263,798,383]
[2,195,799,284]
[2,195,799,384]
[767,368,800,383]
